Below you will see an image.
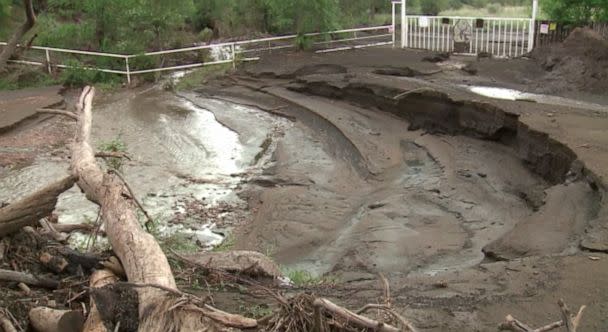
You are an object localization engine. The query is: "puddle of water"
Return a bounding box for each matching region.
[466,85,607,112]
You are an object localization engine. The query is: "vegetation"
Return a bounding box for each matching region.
[0,0,602,88]
[212,233,236,252]
[283,269,339,286]
[541,0,608,23]
[98,136,127,170]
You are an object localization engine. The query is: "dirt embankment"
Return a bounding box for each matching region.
[532,27,608,94]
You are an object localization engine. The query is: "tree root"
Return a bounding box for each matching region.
[500,299,586,332]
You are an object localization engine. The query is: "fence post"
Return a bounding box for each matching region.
[45,49,52,74]
[401,0,406,48]
[392,1,396,47]
[125,57,131,85]
[527,0,538,52]
[231,43,236,69]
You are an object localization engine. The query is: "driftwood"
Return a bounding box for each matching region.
[0,175,76,237]
[0,308,18,332]
[179,250,283,278]
[0,0,36,72]
[29,307,84,332]
[39,219,68,242]
[82,269,119,332]
[70,86,254,331]
[52,223,95,233]
[0,268,59,288]
[500,299,586,332]
[313,298,403,332]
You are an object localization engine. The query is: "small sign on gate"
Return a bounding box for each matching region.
[540,23,549,34]
[419,16,429,28]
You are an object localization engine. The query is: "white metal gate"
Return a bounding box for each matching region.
[403,16,532,57]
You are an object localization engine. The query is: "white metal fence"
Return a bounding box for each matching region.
[0,25,391,84]
[400,16,532,57]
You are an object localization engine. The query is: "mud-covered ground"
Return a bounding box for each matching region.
[1,45,608,331]
[196,47,608,331]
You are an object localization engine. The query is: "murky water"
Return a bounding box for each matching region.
[0,87,288,249]
[466,85,607,112]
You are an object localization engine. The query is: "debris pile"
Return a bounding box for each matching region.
[532,27,608,94]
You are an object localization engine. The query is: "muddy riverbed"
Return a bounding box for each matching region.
[2,46,608,331]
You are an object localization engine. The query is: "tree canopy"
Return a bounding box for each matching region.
[541,0,608,23]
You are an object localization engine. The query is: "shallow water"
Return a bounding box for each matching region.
[466,85,607,112]
[0,88,285,249]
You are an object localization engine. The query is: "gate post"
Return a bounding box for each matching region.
[401,0,406,48]
[528,0,539,52]
[392,1,396,47]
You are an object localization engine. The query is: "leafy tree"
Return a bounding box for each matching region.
[0,0,10,26]
[263,0,339,34]
[541,0,608,22]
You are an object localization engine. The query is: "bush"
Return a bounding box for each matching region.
[294,34,313,51]
[487,3,501,14]
[198,28,214,43]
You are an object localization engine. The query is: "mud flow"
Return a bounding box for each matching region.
[0,76,599,283]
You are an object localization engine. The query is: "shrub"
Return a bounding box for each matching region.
[487,3,501,14]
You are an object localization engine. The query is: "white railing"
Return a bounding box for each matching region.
[0,25,391,84]
[401,16,531,57]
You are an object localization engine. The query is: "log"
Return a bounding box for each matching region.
[0,309,17,332]
[28,307,84,332]
[71,86,253,331]
[0,0,36,72]
[52,223,94,233]
[0,175,76,237]
[82,270,119,332]
[0,268,59,289]
[313,298,401,332]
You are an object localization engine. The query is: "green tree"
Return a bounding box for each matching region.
[541,0,608,22]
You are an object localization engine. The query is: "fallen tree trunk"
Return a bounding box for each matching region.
[0,175,76,237]
[71,86,254,331]
[0,0,36,72]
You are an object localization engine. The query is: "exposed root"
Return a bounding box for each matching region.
[500,299,586,332]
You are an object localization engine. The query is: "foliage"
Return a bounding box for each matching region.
[282,269,339,286]
[487,3,501,14]
[173,63,232,91]
[98,135,127,170]
[0,66,59,90]
[294,33,313,50]
[263,0,340,34]
[0,0,10,27]
[541,0,608,22]
[212,233,235,252]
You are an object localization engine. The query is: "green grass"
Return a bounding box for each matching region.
[212,233,236,252]
[161,232,200,253]
[282,269,339,287]
[0,66,60,91]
